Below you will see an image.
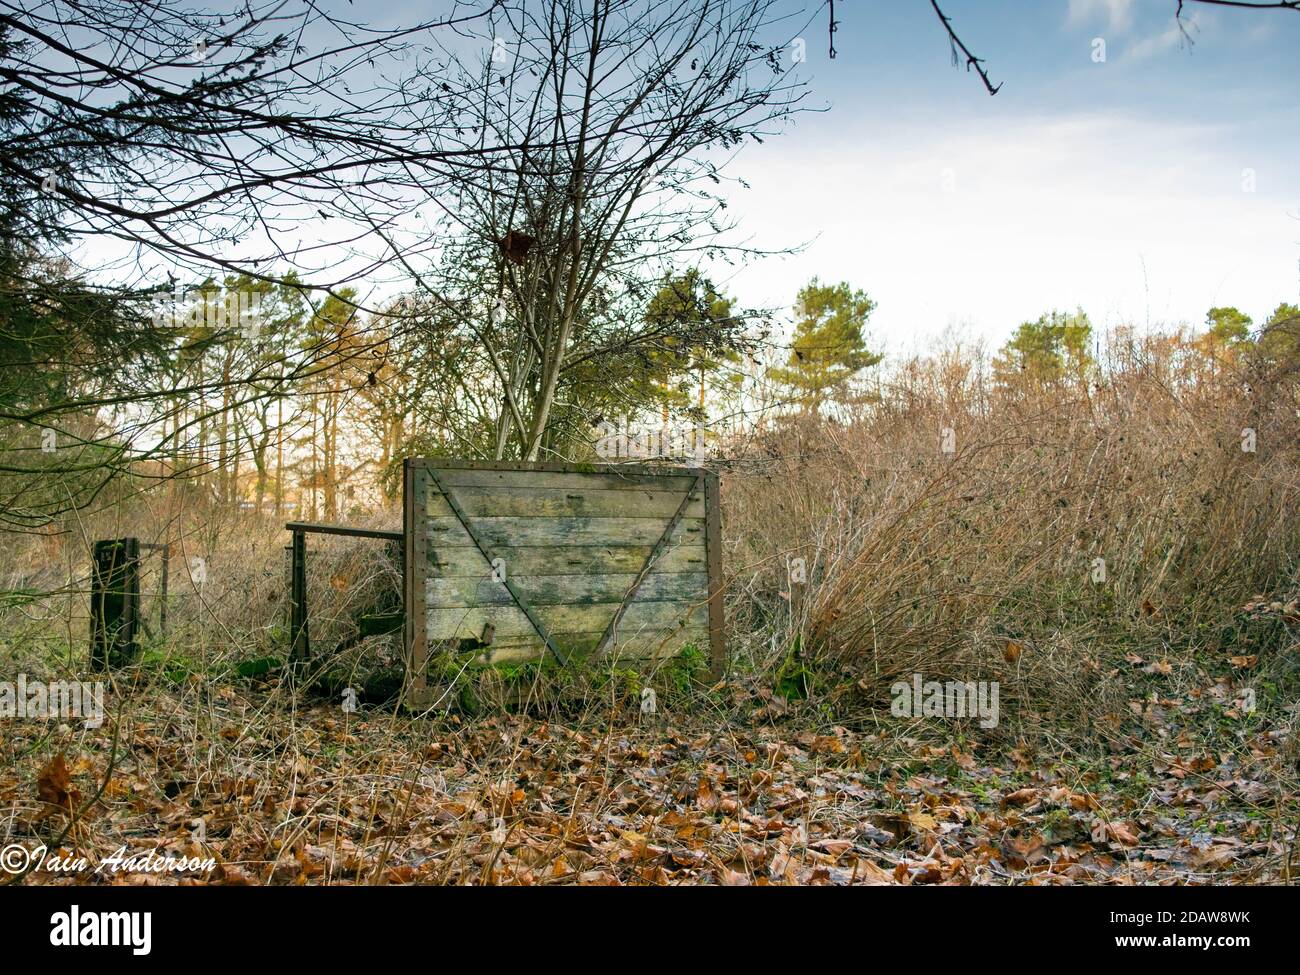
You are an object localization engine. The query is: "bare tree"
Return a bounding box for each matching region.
[0,0,512,282]
[389,0,808,461]
[0,0,530,526]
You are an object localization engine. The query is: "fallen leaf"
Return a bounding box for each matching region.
[37,754,79,811]
[907,810,938,833]
[1002,787,1039,807]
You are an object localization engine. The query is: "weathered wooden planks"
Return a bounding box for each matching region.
[403,459,725,707]
[425,571,708,607]
[425,598,704,640]
[433,468,699,492]
[426,485,705,519]
[424,514,705,549]
[429,543,707,577]
[465,625,711,666]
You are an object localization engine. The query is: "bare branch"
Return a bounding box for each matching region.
[929,0,1001,96]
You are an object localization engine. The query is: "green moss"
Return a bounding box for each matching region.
[236,656,282,678]
[774,634,812,700]
[663,642,708,694]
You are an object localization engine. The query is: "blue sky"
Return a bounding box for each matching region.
[713,0,1300,353]
[95,1,1298,355]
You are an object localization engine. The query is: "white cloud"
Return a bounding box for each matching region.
[722,112,1298,351]
[1124,13,1199,62]
[1067,0,1136,33]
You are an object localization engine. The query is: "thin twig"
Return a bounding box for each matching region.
[929,0,1001,95]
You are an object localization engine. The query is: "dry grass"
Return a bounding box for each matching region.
[5,326,1298,731]
[3,327,1299,884]
[724,328,1300,739]
[0,496,405,692]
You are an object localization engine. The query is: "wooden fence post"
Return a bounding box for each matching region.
[289,528,310,663]
[159,543,169,636]
[90,537,141,670]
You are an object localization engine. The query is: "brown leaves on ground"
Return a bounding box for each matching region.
[2,662,1295,886]
[36,753,80,813]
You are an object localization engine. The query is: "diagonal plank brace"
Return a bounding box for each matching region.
[425,465,570,667]
[592,473,704,659]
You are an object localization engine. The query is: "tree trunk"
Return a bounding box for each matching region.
[323,388,338,520]
[274,395,284,516]
[218,352,232,503]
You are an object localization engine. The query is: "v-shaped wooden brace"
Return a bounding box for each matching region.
[425,465,571,666]
[425,467,703,668]
[590,473,704,659]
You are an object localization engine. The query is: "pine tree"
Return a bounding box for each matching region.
[769,279,881,410]
[993,308,1093,386]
